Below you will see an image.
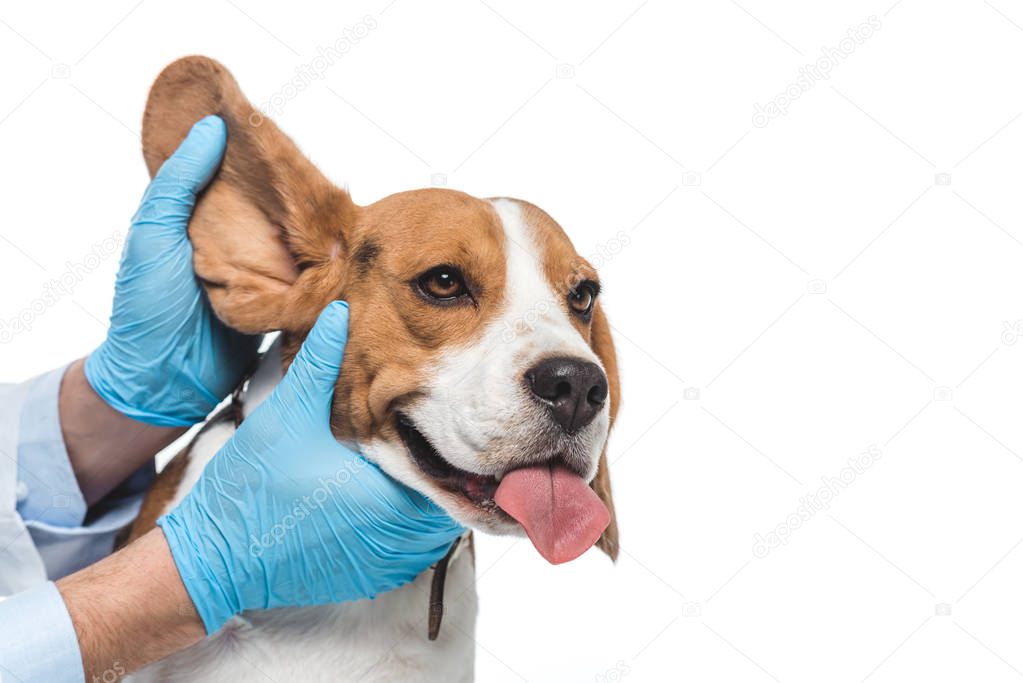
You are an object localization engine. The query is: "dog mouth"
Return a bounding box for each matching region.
[394,412,613,565]
[396,414,500,506]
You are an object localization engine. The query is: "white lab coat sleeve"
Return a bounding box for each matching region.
[0,364,154,587]
[0,582,84,683]
[0,364,158,682]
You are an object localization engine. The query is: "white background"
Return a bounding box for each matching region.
[2,1,1023,681]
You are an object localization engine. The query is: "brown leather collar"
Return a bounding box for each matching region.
[428,536,462,640]
[230,360,463,642]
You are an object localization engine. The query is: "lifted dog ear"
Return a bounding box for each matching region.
[142,56,355,334]
[589,302,620,561]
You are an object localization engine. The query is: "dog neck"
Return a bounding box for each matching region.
[240,336,283,420]
[233,336,468,640]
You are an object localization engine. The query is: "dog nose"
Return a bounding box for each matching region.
[526,357,608,434]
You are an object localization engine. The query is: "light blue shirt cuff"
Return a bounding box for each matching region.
[15,364,86,527]
[28,462,155,578]
[13,364,156,579]
[0,581,84,683]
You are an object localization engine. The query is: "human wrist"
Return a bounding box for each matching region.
[84,341,219,427]
[57,528,204,678]
[157,506,238,634]
[61,358,185,505]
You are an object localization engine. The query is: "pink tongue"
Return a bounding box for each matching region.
[495,464,610,565]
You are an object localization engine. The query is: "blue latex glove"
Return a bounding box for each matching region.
[157,301,465,634]
[85,115,261,427]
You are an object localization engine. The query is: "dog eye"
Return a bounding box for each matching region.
[416,266,468,301]
[568,281,598,317]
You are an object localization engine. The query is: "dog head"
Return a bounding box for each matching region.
[141,56,620,563]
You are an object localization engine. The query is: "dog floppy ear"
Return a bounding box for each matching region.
[142,56,355,334]
[589,303,620,560]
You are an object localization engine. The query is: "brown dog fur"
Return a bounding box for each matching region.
[134,55,619,558]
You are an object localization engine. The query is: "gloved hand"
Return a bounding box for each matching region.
[157,301,465,634]
[85,115,261,427]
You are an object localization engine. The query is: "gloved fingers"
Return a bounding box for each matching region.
[412,535,467,569]
[136,115,227,226]
[153,115,227,191]
[350,460,465,533]
[399,493,465,539]
[274,301,350,413]
[117,216,195,277]
[233,302,348,454]
[399,485,457,521]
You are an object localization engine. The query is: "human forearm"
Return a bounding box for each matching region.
[57,117,258,507]
[59,359,185,506]
[56,528,204,678]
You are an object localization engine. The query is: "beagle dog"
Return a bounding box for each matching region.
[124,56,620,683]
